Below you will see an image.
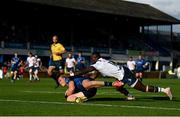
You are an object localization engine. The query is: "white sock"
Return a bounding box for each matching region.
[158,87,165,92]
[29,74,32,81]
[127,94,133,97]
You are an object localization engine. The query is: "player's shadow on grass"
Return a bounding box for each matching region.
[138,96,180,101]
[87,97,125,102]
[88,97,180,102]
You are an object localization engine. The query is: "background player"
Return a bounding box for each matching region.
[65,52,76,73]
[47,35,66,87]
[10,52,21,82]
[33,54,42,81]
[75,51,86,71]
[127,56,136,74]
[26,52,36,82]
[135,55,149,81]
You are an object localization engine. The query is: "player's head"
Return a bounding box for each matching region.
[68,52,73,58]
[129,56,133,61]
[52,76,67,88]
[52,35,58,44]
[28,52,33,57]
[14,52,18,57]
[58,76,66,87]
[78,51,82,56]
[91,52,101,63]
[138,55,143,60]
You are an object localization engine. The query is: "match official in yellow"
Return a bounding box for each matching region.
[47,35,66,87]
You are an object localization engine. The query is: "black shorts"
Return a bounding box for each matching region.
[28,66,34,71]
[82,88,97,98]
[33,67,39,72]
[11,66,18,72]
[122,66,138,87]
[49,60,64,71]
[66,67,74,72]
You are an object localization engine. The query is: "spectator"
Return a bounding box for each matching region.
[3,64,8,79]
[18,60,25,79]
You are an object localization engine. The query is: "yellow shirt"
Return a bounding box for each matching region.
[51,43,65,61]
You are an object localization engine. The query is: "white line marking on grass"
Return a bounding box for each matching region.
[0,99,180,111]
[22,90,64,94]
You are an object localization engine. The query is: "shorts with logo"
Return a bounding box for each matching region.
[121,66,138,87]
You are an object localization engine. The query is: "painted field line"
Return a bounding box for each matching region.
[22,90,64,94]
[0,99,180,111]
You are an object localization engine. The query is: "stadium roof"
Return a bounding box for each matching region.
[19,0,179,24]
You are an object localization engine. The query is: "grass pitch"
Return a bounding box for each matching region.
[0,77,180,116]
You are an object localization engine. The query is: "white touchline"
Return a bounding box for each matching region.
[0,99,180,111]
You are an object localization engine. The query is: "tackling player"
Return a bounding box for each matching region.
[63,52,173,100]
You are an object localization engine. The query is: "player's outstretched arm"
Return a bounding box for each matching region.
[65,81,75,97]
[74,66,96,76]
[61,66,96,78]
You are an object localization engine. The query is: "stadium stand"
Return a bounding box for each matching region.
[0,0,180,72]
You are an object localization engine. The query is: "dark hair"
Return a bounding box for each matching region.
[92,52,101,58]
[53,77,60,88]
[51,72,60,88]
[28,52,32,55]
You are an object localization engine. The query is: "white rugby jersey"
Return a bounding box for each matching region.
[34,58,41,67]
[66,57,76,68]
[127,60,136,71]
[91,58,124,80]
[27,56,36,67]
